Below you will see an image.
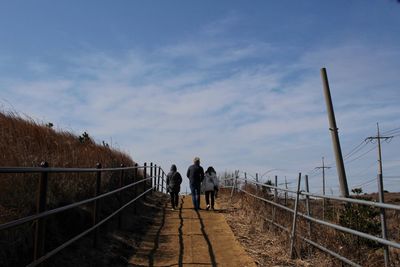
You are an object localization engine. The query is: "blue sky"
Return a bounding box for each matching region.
[1,1,400,194]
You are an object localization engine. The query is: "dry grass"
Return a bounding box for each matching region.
[0,111,139,266]
[0,111,135,220]
[219,185,400,267]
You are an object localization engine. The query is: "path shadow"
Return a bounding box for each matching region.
[195,210,217,267]
[147,202,167,267]
[178,198,184,267]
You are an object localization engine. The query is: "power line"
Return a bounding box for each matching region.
[382,126,400,135]
[351,177,376,188]
[345,145,377,165]
[343,140,369,160]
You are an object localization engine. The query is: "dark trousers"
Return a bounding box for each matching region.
[170,192,179,208]
[205,191,215,208]
[190,184,201,210]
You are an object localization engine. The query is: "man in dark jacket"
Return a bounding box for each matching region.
[186,157,204,210]
[166,164,182,210]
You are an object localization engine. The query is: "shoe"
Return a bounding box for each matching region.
[206,204,210,210]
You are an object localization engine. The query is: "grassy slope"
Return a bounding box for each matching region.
[0,111,137,266]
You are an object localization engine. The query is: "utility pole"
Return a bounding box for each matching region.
[321,68,349,197]
[366,123,392,267]
[316,157,331,220]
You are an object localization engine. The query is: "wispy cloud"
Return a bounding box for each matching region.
[1,14,399,194]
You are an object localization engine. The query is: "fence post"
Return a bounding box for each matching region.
[93,163,102,248]
[284,177,288,206]
[118,163,124,229]
[153,164,157,192]
[134,163,138,214]
[143,162,147,200]
[304,174,312,255]
[290,173,302,259]
[256,173,259,192]
[150,162,153,193]
[33,161,49,261]
[230,172,238,201]
[157,166,161,192]
[161,171,165,193]
[272,175,278,231]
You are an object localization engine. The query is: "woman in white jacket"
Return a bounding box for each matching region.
[203,166,219,210]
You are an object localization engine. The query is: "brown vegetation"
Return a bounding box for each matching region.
[0,111,140,266]
[219,185,400,267]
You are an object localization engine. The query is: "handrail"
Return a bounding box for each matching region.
[0,176,154,231]
[238,187,400,249]
[0,163,168,267]
[0,165,146,173]
[236,176,400,211]
[27,187,154,267]
[236,176,298,194]
[227,173,400,266]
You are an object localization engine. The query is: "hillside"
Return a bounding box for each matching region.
[0,111,137,266]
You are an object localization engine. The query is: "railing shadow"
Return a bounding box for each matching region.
[147,202,167,267]
[195,210,217,267]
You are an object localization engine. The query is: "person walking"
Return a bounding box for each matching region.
[166,164,182,210]
[186,157,204,210]
[203,166,219,210]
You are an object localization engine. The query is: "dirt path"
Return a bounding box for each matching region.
[129,195,256,267]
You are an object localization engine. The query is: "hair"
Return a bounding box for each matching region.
[193,157,200,163]
[170,164,177,172]
[205,166,216,175]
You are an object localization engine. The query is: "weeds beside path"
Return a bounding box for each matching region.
[218,191,323,267]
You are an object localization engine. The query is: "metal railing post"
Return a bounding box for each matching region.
[134,163,138,214]
[153,164,157,192]
[230,172,238,201]
[118,163,124,229]
[34,161,49,261]
[272,175,278,231]
[290,173,302,259]
[157,166,161,192]
[143,162,147,200]
[150,162,153,193]
[256,173,259,192]
[161,171,165,193]
[305,175,312,255]
[93,163,102,248]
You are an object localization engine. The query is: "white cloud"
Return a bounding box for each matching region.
[1,31,399,194]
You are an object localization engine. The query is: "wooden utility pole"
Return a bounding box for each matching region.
[316,157,331,220]
[366,123,392,267]
[321,68,349,197]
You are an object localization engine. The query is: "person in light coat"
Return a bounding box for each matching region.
[203,166,219,210]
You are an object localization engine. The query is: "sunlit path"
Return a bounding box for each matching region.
[129,196,256,267]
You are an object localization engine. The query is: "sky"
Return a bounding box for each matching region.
[0,0,399,195]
